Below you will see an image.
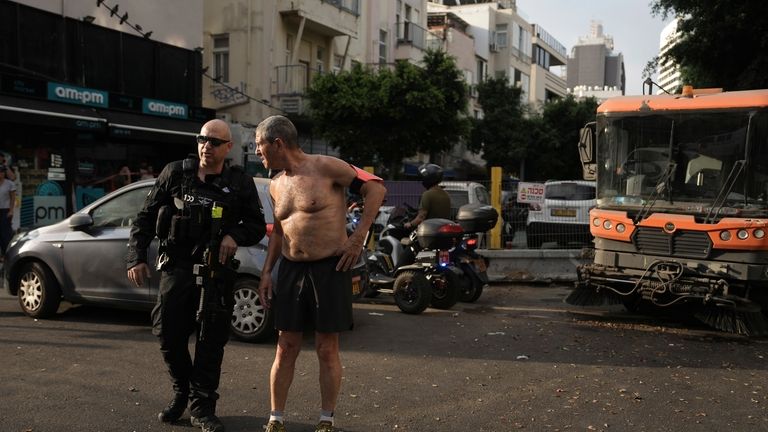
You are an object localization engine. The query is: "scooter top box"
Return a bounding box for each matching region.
[456,203,498,233]
[416,218,464,250]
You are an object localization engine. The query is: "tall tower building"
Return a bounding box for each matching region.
[657,18,681,94]
[566,21,625,94]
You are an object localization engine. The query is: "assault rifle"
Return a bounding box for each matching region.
[194,202,239,341]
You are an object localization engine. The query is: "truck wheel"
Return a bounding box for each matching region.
[17,262,61,319]
[393,271,432,315]
[429,269,460,310]
[230,278,275,343]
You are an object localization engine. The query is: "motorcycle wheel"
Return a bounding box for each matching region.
[393,271,432,315]
[429,268,461,310]
[458,264,484,303]
[364,263,385,298]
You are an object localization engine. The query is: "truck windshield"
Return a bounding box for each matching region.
[595,110,768,217]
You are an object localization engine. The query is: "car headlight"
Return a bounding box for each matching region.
[8,229,37,250]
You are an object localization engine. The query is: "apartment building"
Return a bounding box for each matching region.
[201,0,441,171]
[427,0,567,108]
[566,21,626,95]
[657,18,681,94]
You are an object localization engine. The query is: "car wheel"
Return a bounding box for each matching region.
[230,278,275,343]
[17,262,61,319]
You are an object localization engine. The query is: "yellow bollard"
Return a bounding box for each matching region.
[490,167,502,249]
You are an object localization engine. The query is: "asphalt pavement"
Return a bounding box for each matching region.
[1,284,767,432]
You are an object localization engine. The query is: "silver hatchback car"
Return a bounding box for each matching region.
[3,178,276,343]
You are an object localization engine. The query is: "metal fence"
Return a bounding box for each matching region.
[377,180,595,250]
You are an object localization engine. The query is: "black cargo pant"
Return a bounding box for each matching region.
[151,265,233,417]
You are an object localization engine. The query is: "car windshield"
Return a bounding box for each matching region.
[595,110,768,217]
[546,183,595,200]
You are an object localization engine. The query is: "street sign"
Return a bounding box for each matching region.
[517,182,545,204]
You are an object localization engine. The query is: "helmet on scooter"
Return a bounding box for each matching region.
[418,163,443,188]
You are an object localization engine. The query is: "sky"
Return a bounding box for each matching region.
[516,0,673,96]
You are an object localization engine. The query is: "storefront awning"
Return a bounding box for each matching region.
[104,111,201,145]
[0,95,107,130]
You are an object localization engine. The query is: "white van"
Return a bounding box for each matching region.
[439,181,490,218]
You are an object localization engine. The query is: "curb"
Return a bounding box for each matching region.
[477,248,593,283]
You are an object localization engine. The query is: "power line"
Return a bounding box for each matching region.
[94,0,285,115]
[201,70,287,114]
[95,0,153,39]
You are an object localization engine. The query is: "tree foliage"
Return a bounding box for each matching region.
[469,77,529,174]
[306,50,470,177]
[651,0,768,90]
[531,95,599,180]
[472,78,598,181]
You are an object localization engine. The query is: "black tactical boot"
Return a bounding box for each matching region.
[190,414,226,432]
[157,392,188,423]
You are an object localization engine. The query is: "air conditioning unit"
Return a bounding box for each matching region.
[216,112,232,123]
[280,97,302,114]
[489,42,500,53]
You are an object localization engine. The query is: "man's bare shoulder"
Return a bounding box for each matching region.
[311,154,348,170]
[310,155,356,182]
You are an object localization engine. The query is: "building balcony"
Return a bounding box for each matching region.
[394,21,444,63]
[273,64,325,114]
[532,24,567,66]
[277,0,359,38]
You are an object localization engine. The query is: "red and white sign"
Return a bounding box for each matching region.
[517,182,545,204]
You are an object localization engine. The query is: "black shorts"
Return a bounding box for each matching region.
[273,255,353,333]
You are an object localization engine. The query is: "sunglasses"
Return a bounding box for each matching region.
[196,135,230,147]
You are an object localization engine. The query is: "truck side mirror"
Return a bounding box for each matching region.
[578,122,596,181]
[578,122,595,163]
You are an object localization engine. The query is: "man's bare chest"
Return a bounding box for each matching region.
[274,178,337,219]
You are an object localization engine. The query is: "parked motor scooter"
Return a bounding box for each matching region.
[452,203,499,302]
[364,218,464,314]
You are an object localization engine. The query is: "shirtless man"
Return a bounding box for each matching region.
[255,115,386,432]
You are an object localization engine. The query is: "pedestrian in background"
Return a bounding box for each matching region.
[0,153,17,181]
[0,166,16,260]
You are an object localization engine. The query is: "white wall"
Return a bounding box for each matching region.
[15,0,203,49]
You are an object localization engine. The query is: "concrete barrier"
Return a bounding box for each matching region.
[477,248,594,283]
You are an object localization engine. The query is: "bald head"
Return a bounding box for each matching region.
[201,119,232,142]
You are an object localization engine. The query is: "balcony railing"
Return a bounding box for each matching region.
[274,64,324,96]
[321,0,360,16]
[397,21,442,51]
[510,46,532,64]
[532,24,567,58]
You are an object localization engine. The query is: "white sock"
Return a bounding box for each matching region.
[269,411,284,424]
[320,410,334,425]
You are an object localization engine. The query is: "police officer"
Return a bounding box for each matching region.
[127,119,266,432]
[404,163,452,229]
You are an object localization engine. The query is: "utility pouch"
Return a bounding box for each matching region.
[156,205,173,239]
[169,214,188,244]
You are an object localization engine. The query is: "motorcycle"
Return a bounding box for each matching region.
[452,203,499,303]
[363,217,464,314]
